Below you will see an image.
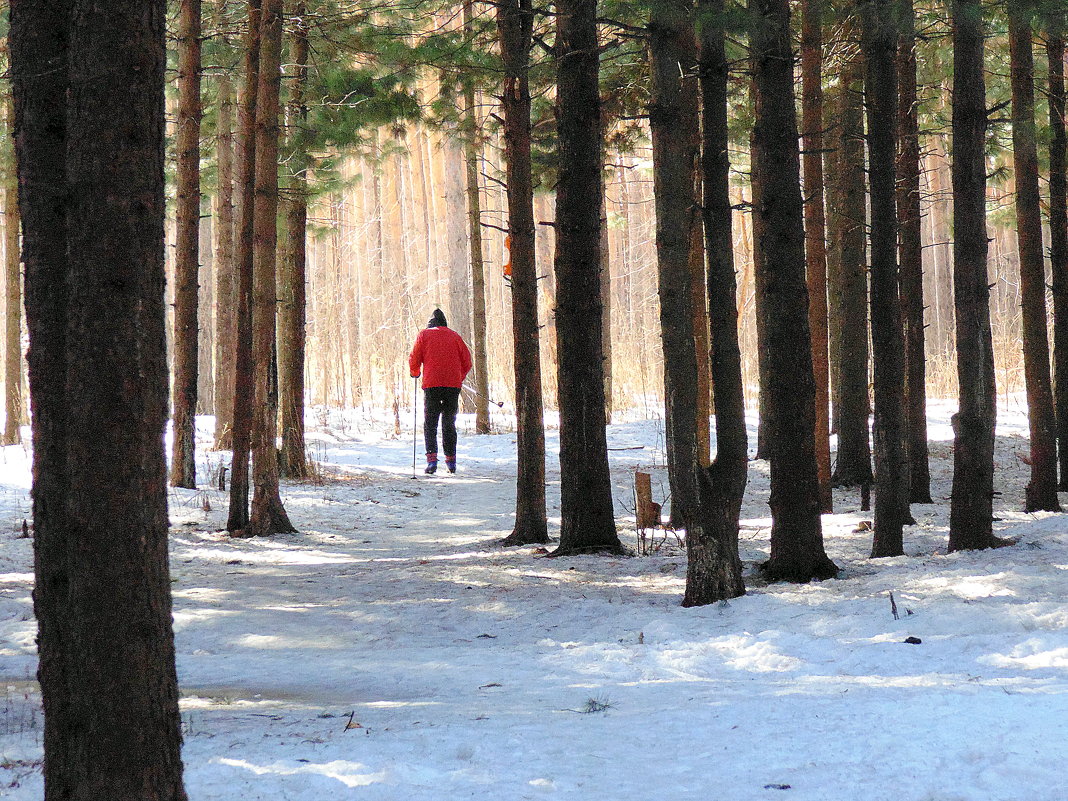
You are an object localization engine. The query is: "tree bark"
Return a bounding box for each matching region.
[498,0,548,546]
[1009,0,1060,512]
[896,0,932,503]
[170,0,203,489]
[750,0,837,582]
[552,0,622,556]
[1048,17,1068,490]
[213,71,236,450]
[247,0,295,537]
[684,0,747,606]
[949,0,1002,551]
[862,0,908,557]
[3,93,22,447]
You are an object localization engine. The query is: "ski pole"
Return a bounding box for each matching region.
[462,383,505,408]
[412,375,419,476]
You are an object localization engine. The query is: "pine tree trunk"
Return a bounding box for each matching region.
[498,0,548,546]
[824,82,843,436]
[247,0,295,537]
[862,0,908,558]
[801,0,832,513]
[3,94,22,446]
[1048,18,1068,490]
[1009,0,1060,512]
[552,0,621,556]
[601,190,614,424]
[896,0,932,503]
[227,0,260,533]
[278,4,309,479]
[691,199,712,468]
[684,0,747,606]
[650,0,701,532]
[170,0,202,489]
[213,72,236,450]
[750,0,837,582]
[749,105,772,460]
[949,0,1002,551]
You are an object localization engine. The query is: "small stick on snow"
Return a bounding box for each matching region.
[889,590,899,620]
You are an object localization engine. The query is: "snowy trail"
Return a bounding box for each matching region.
[2,405,1068,799]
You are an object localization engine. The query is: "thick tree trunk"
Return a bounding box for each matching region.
[1009,0,1060,512]
[213,72,236,450]
[498,0,548,546]
[170,0,202,489]
[1049,19,1068,490]
[896,0,932,503]
[552,0,621,556]
[247,0,295,537]
[650,0,701,532]
[684,0,747,606]
[750,0,837,582]
[801,0,832,513]
[949,0,1002,551]
[862,0,908,558]
[279,3,309,479]
[3,96,22,446]
[227,0,260,533]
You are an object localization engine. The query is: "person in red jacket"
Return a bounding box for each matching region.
[409,309,472,474]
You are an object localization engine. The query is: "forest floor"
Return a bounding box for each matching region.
[1,401,1066,800]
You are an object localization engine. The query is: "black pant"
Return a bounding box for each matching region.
[423,386,460,457]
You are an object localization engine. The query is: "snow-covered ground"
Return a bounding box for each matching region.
[2,401,1067,800]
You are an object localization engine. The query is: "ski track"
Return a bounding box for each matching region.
[1,401,1066,800]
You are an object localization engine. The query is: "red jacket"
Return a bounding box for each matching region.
[409,326,472,389]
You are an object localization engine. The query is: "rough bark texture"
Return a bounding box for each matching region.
[650,0,701,533]
[862,0,908,558]
[552,0,622,556]
[247,0,296,537]
[896,0,932,503]
[949,0,1002,551]
[684,0,747,606]
[213,72,236,450]
[170,0,203,488]
[279,4,309,479]
[1009,0,1060,512]
[3,95,22,446]
[801,0,833,513]
[750,0,837,582]
[1049,21,1068,490]
[14,0,188,795]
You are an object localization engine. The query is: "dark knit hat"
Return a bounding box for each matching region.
[428,308,448,328]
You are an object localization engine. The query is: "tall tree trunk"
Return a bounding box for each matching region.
[949,0,1001,551]
[824,81,843,435]
[650,0,701,532]
[749,100,772,460]
[213,72,236,450]
[1009,0,1060,512]
[170,0,202,488]
[247,0,295,537]
[498,0,548,546]
[896,0,932,503]
[691,203,711,467]
[552,0,622,555]
[684,0,746,606]
[463,1,491,434]
[801,0,832,512]
[862,0,908,558]
[3,94,22,446]
[14,0,189,795]
[830,40,873,488]
[601,190,614,423]
[279,2,309,479]
[11,0,74,793]
[227,0,260,533]
[750,0,837,582]
[1048,16,1068,490]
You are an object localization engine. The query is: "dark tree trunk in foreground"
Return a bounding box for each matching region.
[247,0,295,536]
[227,0,260,533]
[650,0,701,531]
[170,0,203,488]
[801,0,832,513]
[15,0,188,796]
[3,103,22,447]
[1049,18,1068,490]
[552,0,621,555]
[1009,0,1060,512]
[279,4,309,479]
[213,72,236,450]
[498,0,548,546]
[750,0,837,582]
[896,0,932,503]
[862,0,908,558]
[830,38,873,488]
[684,0,746,606]
[949,0,1002,551]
